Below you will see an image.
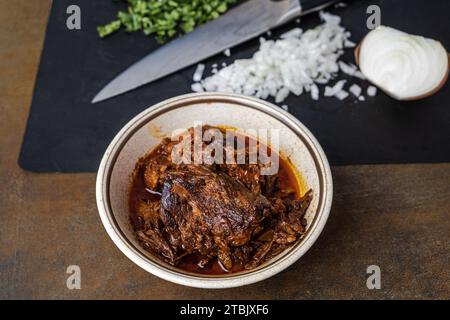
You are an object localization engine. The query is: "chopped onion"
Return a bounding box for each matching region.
[367,85,377,97]
[335,2,347,8]
[281,28,303,39]
[349,84,362,97]
[339,61,366,80]
[191,83,204,93]
[324,80,346,97]
[193,63,205,82]
[310,84,319,100]
[193,12,356,103]
[344,39,356,48]
[335,90,349,100]
[356,26,449,100]
[275,87,290,103]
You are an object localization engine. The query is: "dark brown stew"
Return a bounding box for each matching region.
[129,126,312,275]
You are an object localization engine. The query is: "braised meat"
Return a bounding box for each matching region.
[129,126,312,274]
[160,165,272,270]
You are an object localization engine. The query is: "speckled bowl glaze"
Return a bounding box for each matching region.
[96,92,333,289]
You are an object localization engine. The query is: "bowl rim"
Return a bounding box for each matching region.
[96,92,333,289]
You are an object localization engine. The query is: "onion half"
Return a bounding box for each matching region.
[355,26,449,100]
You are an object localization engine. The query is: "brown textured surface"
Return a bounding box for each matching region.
[0,1,449,300]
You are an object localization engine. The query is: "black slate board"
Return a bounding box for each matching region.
[19,0,450,172]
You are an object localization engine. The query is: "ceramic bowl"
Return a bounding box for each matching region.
[96,92,332,289]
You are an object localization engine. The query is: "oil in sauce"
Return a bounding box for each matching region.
[129,134,304,275]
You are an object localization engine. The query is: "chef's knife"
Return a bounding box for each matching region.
[92,0,338,103]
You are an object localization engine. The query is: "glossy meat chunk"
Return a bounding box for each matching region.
[160,165,271,270]
[130,126,313,273]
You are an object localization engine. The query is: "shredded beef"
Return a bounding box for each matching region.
[130,126,312,273]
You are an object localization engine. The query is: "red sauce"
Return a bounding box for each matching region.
[129,133,303,275]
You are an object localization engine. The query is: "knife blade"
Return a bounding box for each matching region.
[92,0,338,103]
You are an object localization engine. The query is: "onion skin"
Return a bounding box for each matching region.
[355,26,449,101]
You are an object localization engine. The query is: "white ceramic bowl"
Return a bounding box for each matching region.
[96,92,332,289]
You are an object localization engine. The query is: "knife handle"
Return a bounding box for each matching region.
[298,0,339,15]
[276,0,338,27]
